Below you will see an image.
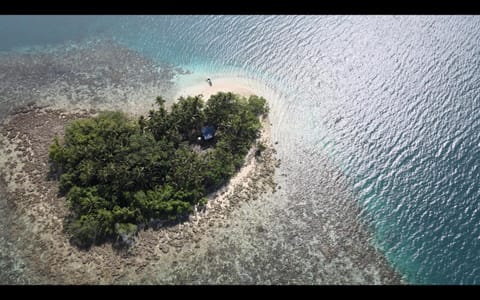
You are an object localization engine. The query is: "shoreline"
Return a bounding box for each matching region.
[172,76,258,101]
[0,80,280,284]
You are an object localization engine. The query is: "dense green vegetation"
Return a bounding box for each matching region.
[49,92,268,247]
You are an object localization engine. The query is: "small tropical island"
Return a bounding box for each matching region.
[49,92,269,248]
[0,77,281,283]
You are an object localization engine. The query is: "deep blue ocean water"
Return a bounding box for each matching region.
[1,15,479,284]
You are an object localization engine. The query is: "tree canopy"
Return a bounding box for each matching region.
[49,92,268,248]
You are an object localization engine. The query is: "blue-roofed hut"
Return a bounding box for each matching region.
[201,125,215,140]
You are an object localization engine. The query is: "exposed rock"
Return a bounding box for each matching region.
[256,225,266,233]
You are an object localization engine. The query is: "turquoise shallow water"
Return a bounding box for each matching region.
[1,15,480,284]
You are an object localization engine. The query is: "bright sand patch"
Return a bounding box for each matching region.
[173,76,264,101]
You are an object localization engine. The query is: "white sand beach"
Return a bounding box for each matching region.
[173,76,263,101]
